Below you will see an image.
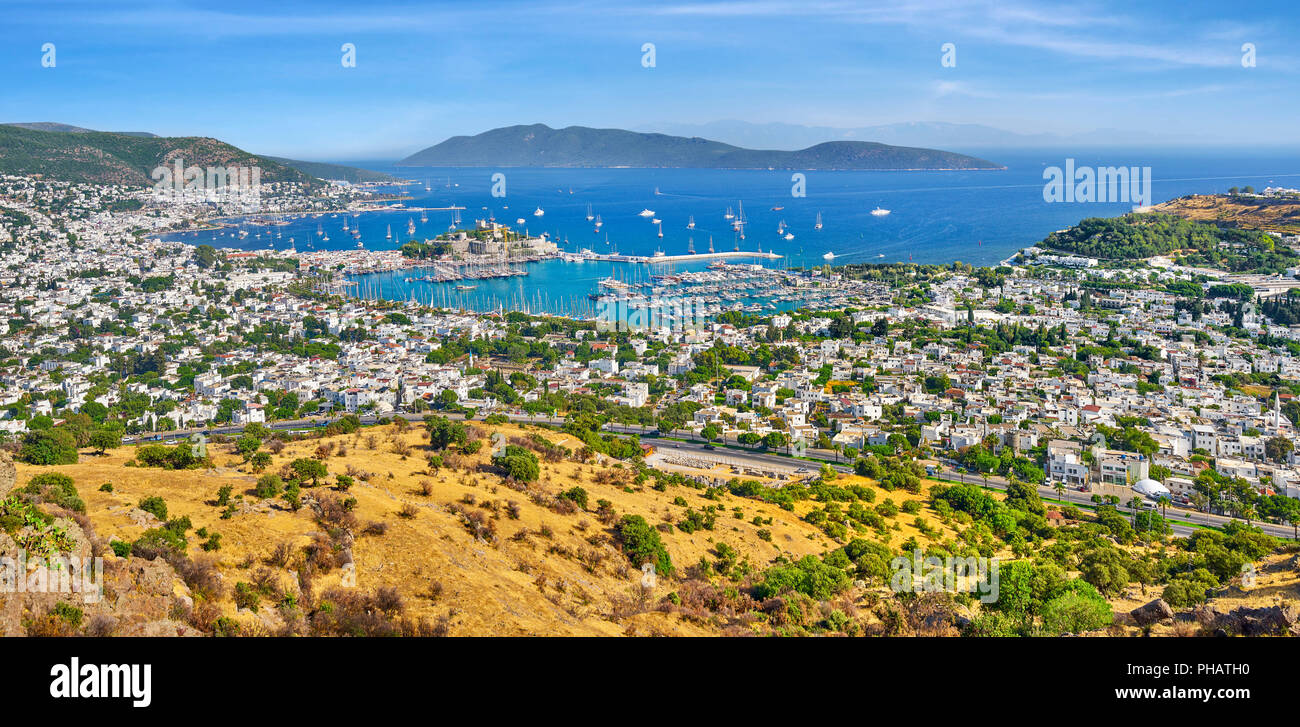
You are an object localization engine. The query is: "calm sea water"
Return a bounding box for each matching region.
[159,148,1300,314]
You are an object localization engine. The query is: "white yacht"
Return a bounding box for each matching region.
[638,209,655,218]
[871,207,891,216]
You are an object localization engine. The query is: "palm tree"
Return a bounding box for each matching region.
[1054,481,1066,502]
[1157,495,1170,520]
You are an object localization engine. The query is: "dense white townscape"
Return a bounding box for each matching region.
[5,172,1300,532]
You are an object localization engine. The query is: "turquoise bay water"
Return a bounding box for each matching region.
[159,148,1300,314]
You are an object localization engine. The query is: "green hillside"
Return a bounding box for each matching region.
[0,125,318,187]
[397,124,1003,170]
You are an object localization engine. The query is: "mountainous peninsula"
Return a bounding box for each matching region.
[0,124,396,186]
[397,124,1003,170]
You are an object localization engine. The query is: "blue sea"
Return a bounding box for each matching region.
[158,147,1300,314]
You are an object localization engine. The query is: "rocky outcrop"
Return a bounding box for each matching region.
[0,450,15,498]
[1130,598,1174,626]
[1192,603,1300,636]
[0,498,193,636]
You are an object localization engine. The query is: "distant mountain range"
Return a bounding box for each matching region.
[0,123,396,185]
[637,120,1187,151]
[397,124,1002,170]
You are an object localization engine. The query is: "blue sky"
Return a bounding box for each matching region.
[1,0,1297,159]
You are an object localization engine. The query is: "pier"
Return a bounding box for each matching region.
[566,250,782,264]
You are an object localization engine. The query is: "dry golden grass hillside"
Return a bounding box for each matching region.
[11,420,963,636]
[1153,194,1300,234]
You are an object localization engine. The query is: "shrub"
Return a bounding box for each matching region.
[492,445,540,482]
[248,451,272,472]
[1041,583,1113,635]
[234,582,260,612]
[754,555,851,600]
[137,496,168,521]
[558,486,589,509]
[289,458,328,486]
[255,474,283,498]
[131,526,187,559]
[615,515,674,576]
[24,472,85,513]
[17,428,78,465]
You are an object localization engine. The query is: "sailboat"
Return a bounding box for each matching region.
[687,237,695,254]
[343,217,349,231]
[815,212,823,230]
[420,210,428,223]
[687,215,695,230]
[386,224,392,239]
[724,207,735,220]
[586,204,594,221]
[594,214,603,231]
[707,236,714,253]
[657,222,663,238]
